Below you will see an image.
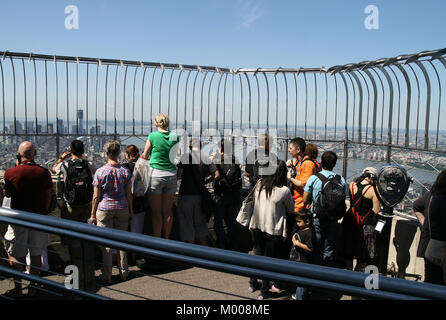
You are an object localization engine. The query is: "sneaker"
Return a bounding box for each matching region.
[270,284,281,293]
[257,293,268,300]
[291,294,297,300]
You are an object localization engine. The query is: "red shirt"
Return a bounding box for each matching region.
[4,162,53,215]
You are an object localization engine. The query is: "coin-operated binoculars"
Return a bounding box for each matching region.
[370,165,413,273]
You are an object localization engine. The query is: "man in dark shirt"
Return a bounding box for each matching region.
[210,139,242,250]
[245,133,278,190]
[3,141,53,297]
[177,138,210,245]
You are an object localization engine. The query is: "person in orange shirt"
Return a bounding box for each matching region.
[286,138,317,213]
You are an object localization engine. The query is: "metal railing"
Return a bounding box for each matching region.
[1,207,446,300]
[0,49,444,154]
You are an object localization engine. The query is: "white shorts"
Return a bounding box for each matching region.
[4,225,49,258]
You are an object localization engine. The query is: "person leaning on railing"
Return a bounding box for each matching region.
[141,114,179,239]
[90,140,133,284]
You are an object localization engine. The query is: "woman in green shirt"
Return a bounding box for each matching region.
[142,114,179,239]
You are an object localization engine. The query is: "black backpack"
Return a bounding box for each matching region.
[63,159,93,206]
[313,173,346,221]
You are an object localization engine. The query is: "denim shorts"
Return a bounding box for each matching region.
[148,174,178,195]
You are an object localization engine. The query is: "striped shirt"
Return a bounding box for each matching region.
[93,163,131,211]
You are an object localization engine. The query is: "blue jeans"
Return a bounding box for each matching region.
[313,217,338,267]
[213,193,238,250]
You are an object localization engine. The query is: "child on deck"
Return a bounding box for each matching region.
[289,209,314,300]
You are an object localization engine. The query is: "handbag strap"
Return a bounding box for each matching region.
[427,194,433,239]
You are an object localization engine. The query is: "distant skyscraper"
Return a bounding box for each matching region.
[57,119,64,134]
[47,123,54,134]
[77,109,84,134]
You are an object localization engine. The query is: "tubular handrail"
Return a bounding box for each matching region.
[0,265,111,300]
[0,208,445,300]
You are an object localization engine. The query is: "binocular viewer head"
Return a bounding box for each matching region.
[373,164,413,211]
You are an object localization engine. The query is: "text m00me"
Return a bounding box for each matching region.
[220,305,270,315]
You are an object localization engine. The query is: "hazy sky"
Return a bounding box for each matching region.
[0,0,444,69]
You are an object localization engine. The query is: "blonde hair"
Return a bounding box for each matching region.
[155,114,169,130]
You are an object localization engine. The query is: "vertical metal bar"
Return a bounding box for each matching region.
[215,72,224,132]
[232,73,234,134]
[338,72,349,178]
[406,63,421,148]
[357,71,370,143]
[346,72,355,142]
[223,73,229,133]
[122,65,128,135]
[114,65,118,139]
[0,59,5,134]
[158,66,166,115]
[175,69,183,133]
[94,63,99,135]
[191,70,200,126]
[33,59,38,135]
[207,72,216,131]
[303,72,308,139]
[105,65,110,136]
[314,73,317,139]
[293,73,298,137]
[388,66,401,145]
[10,58,17,135]
[141,66,147,135]
[150,67,158,132]
[131,66,139,136]
[324,73,328,140]
[334,73,338,140]
[283,73,289,157]
[363,69,378,144]
[54,57,59,154]
[45,61,49,134]
[262,73,269,132]
[167,68,175,122]
[274,73,279,134]
[86,64,90,137]
[76,61,79,135]
[199,71,208,134]
[239,74,243,132]
[394,64,411,148]
[350,71,364,142]
[428,61,442,149]
[244,73,252,131]
[414,61,432,150]
[377,67,394,161]
[66,62,69,135]
[254,74,260,132]
[22,59,28,136]
[183,70,192,132]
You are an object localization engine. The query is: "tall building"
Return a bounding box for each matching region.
[77,109,84,134]
[57,119,64,134]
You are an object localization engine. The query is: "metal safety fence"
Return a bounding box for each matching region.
[1,207,446,300]
[0,49,445,157]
